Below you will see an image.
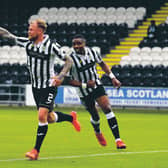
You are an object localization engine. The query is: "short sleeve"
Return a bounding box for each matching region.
[91,48,102,64]
[15,37,29,48]
[52,42,65,60]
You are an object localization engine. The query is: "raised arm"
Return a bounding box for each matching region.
[0,27,17,40]
[0,27,28,48]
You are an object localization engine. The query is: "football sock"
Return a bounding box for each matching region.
[106,112,120,139]
[34,122,48,152]
[54,111,73,122]
[90,117,100,133]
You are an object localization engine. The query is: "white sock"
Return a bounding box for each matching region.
[105,111,115,119]
[53,112,58,122]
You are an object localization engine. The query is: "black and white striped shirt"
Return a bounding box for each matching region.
[70,47,102,98]
[15,35,65,89]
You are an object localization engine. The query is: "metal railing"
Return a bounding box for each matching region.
[0,84,25,105]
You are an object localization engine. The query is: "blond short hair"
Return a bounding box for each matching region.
[31,19,47,32]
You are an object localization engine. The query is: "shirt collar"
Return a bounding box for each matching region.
[72,47,89,57]
[32,34,49,47]
[42,34,49,44]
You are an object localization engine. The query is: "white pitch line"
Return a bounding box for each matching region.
[0,150,168,162]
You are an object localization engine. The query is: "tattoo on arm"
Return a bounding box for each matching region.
[58,55,73,80]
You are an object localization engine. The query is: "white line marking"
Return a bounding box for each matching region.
[0,150,168,162]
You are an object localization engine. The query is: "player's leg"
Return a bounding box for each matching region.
[47,111,80,132]
[47,111,72,123]
[26,107,49,160]
[26,87,57,160]
[96,95,120,138]
[96,95,126,149]
[35,107,49,151]
[81,97,107,146]
[43,87,80,131]
[42,86,80,131]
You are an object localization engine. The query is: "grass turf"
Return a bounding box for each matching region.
[0,106,168,168]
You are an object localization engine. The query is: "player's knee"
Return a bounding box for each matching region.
[47,115,52,123]
[38,109,48,122]
[47,113,55,123]
[38,114,46,122]
[87,107,100,121]
[91,115,100,122]
[102,104,111,114]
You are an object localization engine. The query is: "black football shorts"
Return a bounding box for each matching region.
[32,87,57,112]
[80,85,107,108]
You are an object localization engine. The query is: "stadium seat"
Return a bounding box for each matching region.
[136,7,146,16]
[48,7,58,15]
[152,55,163,67]
[106,7,116,14]
[38,7,48,15]
[78,7,87,14]
[141,56,152,66]
[130,47,141,55]
[28,15,39,23]
[162,47,168,54]
[111,64,121,78]
[151,46,162,54]
[101,74,112,86]
[96,7,106,14]
[130,54,141,66]
[119,68,132,86]
[68,7,78,14]
[120,56,131,66]
[126,7,136,13]
[87,7,96,13]
[140,47,151,54]
[58,7,68,14]
[115,7,126,15]
[131,71,143,86]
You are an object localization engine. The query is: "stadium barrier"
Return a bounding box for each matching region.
[25,85,168,108]
[0,84,25,105]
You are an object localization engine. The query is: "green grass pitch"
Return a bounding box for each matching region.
[0,106,168,168]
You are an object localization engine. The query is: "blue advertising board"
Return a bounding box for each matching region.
[106,87,168,107]
[55,86,168,107]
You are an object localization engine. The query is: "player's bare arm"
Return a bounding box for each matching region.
[58,55,73,79]
[99,61,121,89]
[0,27,17,40]
[52,55,73,87]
